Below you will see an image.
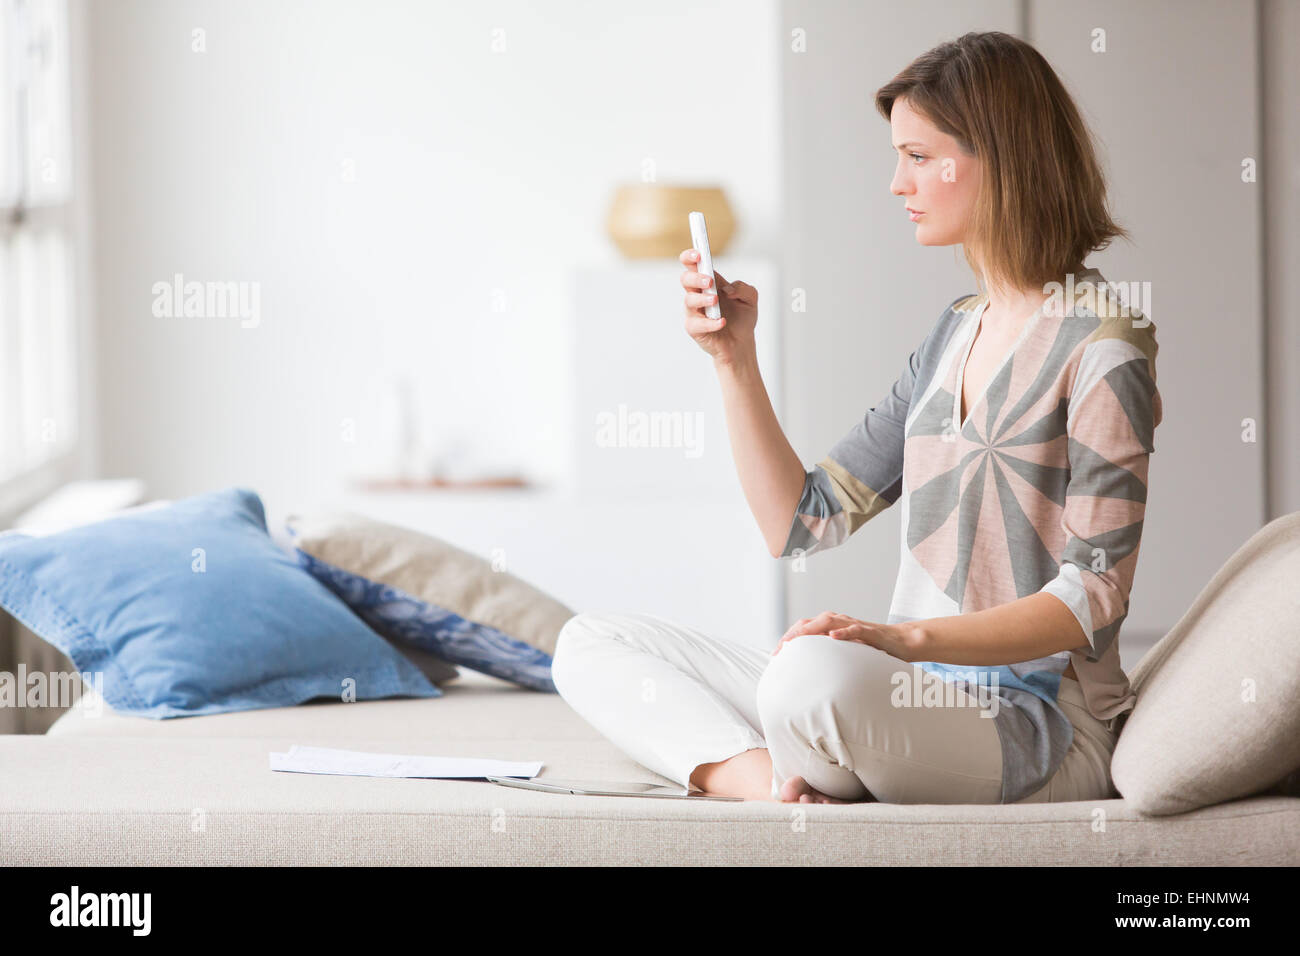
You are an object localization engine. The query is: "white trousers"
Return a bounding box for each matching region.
[550,610,1119,804]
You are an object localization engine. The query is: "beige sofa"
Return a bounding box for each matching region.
[1,513,1298,866]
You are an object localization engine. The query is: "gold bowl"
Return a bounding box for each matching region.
[605,184,735,259]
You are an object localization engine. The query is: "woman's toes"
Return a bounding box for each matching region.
[779,774,858,804]
[778,775,814,802]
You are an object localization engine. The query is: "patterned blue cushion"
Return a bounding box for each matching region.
[296,550,558,692]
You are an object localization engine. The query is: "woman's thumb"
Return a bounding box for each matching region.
[712,270,735,294]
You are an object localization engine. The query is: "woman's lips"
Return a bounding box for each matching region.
[909,210,924,221]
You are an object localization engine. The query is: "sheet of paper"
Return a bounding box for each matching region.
[269,745,542,779]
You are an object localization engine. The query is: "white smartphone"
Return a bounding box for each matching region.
[688,211,722,320]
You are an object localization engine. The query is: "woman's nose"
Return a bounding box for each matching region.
[890,166,911,197]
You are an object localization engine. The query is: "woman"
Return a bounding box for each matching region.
[551,31,1162,805]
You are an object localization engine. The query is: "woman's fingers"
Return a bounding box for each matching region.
[685,290,719,311]
[680,255,749,303]
[710,268,756,305]
[801,613,830,635]
[679,250,713,289]
[679,269,714,291]
[773,612,856,656]
[778,617,811,643]
[782,612,842,642]
[726,281,756,304]
[713,270,753,302]
[685,312,725,335]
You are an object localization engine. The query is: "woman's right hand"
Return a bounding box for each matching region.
[680,248,758,367]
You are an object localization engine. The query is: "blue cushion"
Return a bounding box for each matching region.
[0,487,439,717]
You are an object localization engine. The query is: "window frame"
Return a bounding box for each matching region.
[0,0,82,522]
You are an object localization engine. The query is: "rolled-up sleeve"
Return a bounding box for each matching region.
[1040,325,1162,662]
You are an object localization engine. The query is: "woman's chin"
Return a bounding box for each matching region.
[913,227,957,247]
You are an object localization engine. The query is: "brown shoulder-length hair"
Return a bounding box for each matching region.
[875,31,1129,296]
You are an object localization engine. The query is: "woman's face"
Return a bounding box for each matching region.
[889,95,981,247]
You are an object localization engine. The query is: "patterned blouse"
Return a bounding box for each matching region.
[780,266,1162,802]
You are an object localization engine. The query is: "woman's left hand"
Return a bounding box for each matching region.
[771,611,920,662]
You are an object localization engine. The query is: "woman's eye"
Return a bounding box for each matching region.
[910,153,926,164]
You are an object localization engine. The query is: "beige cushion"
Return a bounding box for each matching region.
[285,511,574,657]
[1112,511,1300,815]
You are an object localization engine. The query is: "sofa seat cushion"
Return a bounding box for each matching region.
[8,670,1298,865]
[3,735,1297,866]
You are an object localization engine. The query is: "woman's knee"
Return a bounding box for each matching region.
[757,634,883,721]
[550,612,616,695]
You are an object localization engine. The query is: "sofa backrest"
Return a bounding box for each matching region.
[1111,510,1300,815]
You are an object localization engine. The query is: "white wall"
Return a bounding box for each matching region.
[86,0,782,511]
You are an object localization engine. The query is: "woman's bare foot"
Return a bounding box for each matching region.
[689,751,877,803]
[690,747,776,801]
[778,775,870,804]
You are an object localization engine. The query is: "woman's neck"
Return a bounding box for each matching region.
[978,263,1085,326]
[980,283,1052,331]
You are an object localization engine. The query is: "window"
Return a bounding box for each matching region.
[0,0,77,491]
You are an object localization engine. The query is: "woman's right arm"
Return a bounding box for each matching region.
[680,249,807,558]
